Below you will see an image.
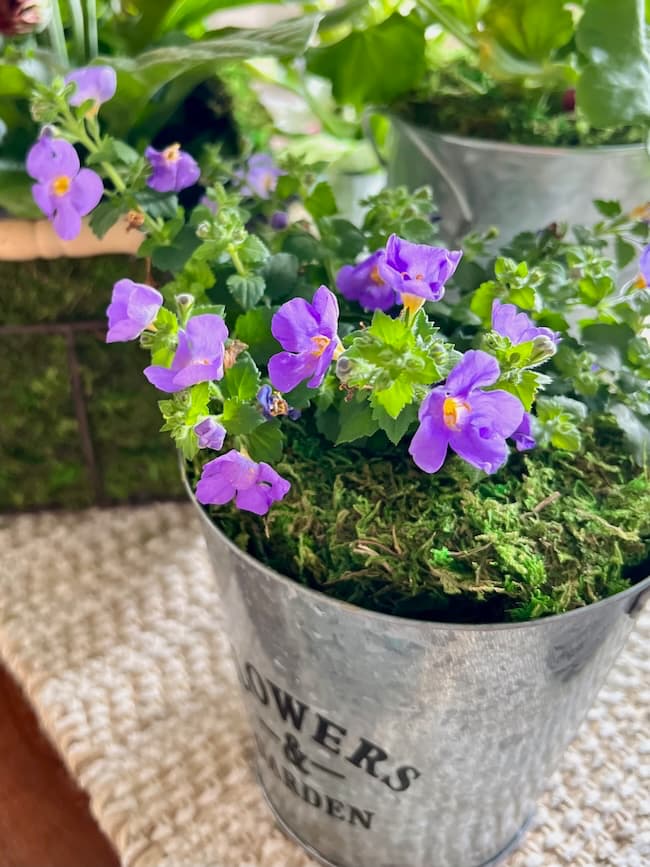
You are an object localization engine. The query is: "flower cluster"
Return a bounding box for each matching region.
[28,67,650,518]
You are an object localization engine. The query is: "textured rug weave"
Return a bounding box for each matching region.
[0,503,648,867]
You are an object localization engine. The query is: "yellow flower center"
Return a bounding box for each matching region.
[163,143,181,163]
[311,335,331,357]
[443,396,471,431]
[52,175,71,196]
[630,202,650,222]
[370,265,384,285]
[401,293,425,316]
[634,274,648,289]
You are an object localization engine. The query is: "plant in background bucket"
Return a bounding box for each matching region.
[304,0,650,244]
[24,69,650,867]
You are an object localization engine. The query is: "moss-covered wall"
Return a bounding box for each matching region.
[0,256,181,511]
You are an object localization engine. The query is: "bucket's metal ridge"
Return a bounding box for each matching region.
[384,117,650,246]
[188,482,650,867]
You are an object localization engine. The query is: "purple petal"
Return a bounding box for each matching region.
[268,351,317,392]
[52,198,82,241]
[106,320,143,343]
[32,182,54,217]
[26,137,80,182]
[639,244,650,284]
[449,423,509,474]
[143,365,180,392]
[307,338,338,388]
[194,418,227,451]
[185,314,228,360]
[336,251,397,312]
[69,168,104,215]
[174,152,200,191]
[126,282,163,327]
[196,470,237,505]
[512,412,536,451]
[445,350,500,396]
[235,463,290,514]
[311,285,339,338]
[172,359,223,389]
[271,298,321,351]
[468,391,524,438]
[65,66,117,106]
[409,416,450,474]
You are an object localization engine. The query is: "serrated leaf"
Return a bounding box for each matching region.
[263,252,300,300]
[494,370,539,411]
[227,274,266,309]
[89,200,128,239]
[305,181,337,219]
[367,310,412,348]
[336,398,380,444]
[221,399,263,436]
[235,307,277,364]
[244,422,284,463]
[373,378,414,419]
[371,402,418,445]
[221,354,261,402]
[240,234,270,267]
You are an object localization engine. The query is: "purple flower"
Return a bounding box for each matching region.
[65,66,116,108]
[337,250,398,312]
[270,211,289,230]
[236,154,283,199]
[106,279,163,343]
[409,350,524,475]
[491,300,559,345]
[144,314,228,392]
[379,235,462,312]
[27,136,103,241]
[511,412,536,452]
[268,285,342,392]
[639,244,650,286]
[195,450,290,515]
[194,417,227,451]
[145,143,200,193]
[257,385,301,421]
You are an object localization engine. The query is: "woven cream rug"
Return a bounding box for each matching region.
[0,503,648,867]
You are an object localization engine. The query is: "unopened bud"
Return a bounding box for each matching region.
[335,355,354,383]
[530,335,558,364]
[196,221,211,239]
[127,209,145,229]
[175,293,195,318]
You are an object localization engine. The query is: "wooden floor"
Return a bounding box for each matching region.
[0,665,119,867]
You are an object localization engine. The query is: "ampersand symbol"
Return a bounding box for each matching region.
[283,733,310,775]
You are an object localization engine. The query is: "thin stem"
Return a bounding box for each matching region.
[228,243,246,276]
[47,1,69,67]
[67,0,87,62]
[418,0,478,52]
[86,0,99,59]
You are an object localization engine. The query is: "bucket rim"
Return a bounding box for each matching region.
[183,465,650,633]
[388,116,649,157]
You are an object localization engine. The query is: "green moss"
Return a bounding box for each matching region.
[204,422,649,623]
[0,256,145,325]
[0,256,180,509]
[0,335,93,509]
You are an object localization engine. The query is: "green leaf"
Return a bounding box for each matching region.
[611,403,650,465]
[373,378,414,419]
[615,236,638,270]
[307,13,426,109]
[89,200,128,239]
[151,225,201,272]
[483,0,573,62]
[593,199,622,218]
[221,399,263,436]
[227,274,266,309]
[105,16,321,134]
[240,234,271,268]
[221,354,261,402]
[244,422,284,464]
[582,323,635,371]
[305,181,337,219]
[150,307,179,366]
[336,398,380,444]
[371,402,418,445]
[235,307,278,364]
[367,310,412,348]
[494,370,539,411]
[263,252,300,300]
[134,190,179,220]
[576,0,650,128]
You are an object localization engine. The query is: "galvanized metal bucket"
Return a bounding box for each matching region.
[382,116,650,246]
[187,482,650,867]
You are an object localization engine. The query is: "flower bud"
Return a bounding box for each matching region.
[0,0,49,36]
[196,221,211,239]
[176,293,195,320]
[335,355,354,383]
[530,335,558,365]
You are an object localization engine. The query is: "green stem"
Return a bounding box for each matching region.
[86,0,99,58]
[47,1,69,67]
[67,0,87,62]
[228,243,246,276]
[418,0,478,52]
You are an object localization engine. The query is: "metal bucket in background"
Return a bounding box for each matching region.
[187,479,650,867]
[383,117,650,246]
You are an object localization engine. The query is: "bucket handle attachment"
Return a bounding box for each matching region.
[398,121,474,236]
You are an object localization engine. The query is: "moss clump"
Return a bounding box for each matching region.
[0,256,180,510]
[206,422,650,623]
